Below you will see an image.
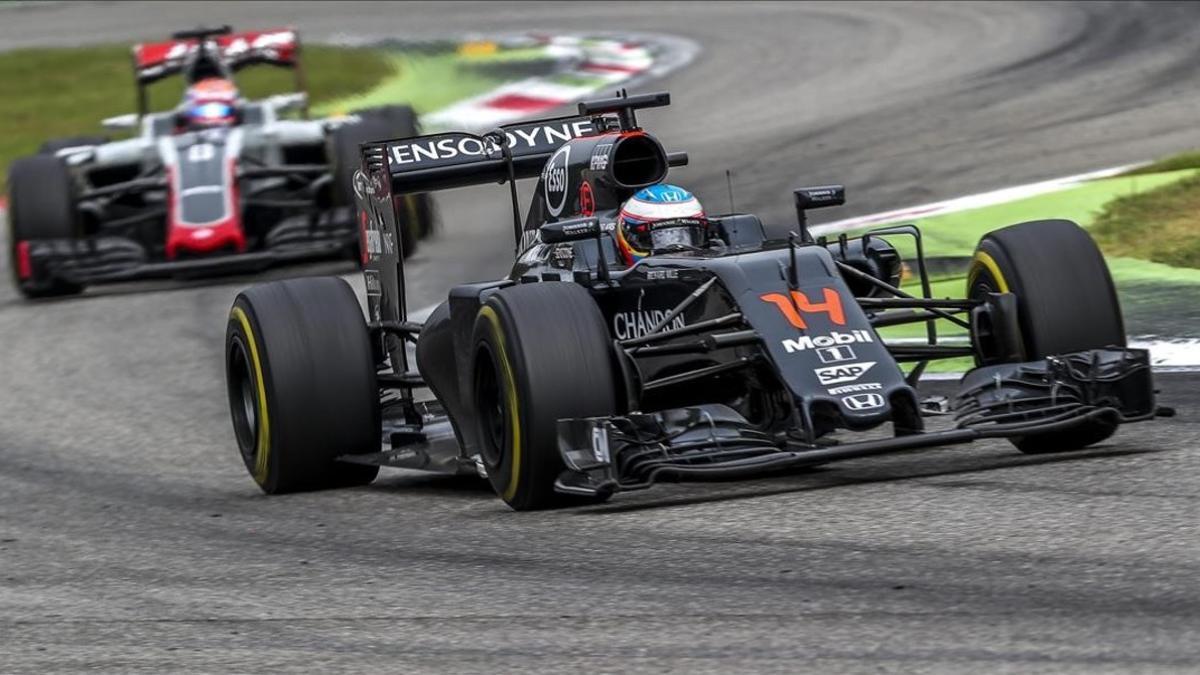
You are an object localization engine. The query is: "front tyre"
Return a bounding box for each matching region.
[7,155,83,298]
[967,219,1125,454]
[470,282,618,510]
[225,277,380,493]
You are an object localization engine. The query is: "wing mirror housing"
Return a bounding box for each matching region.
[101,113,139,132]
[539,217,616,284]
[794,184,845,210]
[793,184,845,242]
[268,92,308,114]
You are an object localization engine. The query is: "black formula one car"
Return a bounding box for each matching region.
[7,25,433,299]
[223,91,1159,510]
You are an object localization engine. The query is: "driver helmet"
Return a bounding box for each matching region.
[182,77,240,128]
[616,184,707,266]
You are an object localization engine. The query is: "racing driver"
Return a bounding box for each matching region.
[615,183,709,266]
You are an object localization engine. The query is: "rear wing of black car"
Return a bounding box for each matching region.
[362,115,600,196]
[362,91,675,197]
[354,91,677,327]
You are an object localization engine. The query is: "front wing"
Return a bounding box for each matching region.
[18,212,356,286]
[555,348,1157,499]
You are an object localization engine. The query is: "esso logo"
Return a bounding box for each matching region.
[543,145,570,216]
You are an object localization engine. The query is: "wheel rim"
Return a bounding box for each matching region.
[968,262,1004,364]
[472,344,506,469]
[227,336,260,470]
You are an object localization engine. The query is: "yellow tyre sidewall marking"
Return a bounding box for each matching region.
[968,250,1010,293]
[479,306,522,502]
[231,306,272,486]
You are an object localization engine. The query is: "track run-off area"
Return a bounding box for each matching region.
[2,3,1199,672]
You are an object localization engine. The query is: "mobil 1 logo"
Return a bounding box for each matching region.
[816,345,855,363]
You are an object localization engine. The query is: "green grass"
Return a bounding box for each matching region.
[864,181,1200,371]
[1090,172,1200,269]
[1121,149,1200,176]
[852,169,1197,261]
[0,44,396,193]
[312,50,515,119]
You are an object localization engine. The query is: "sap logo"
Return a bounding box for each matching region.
[613,310,685,340]
[828,382,882,395]
[842,393,885,411]
[814,361,875,386]
[543,146,570,217]
[816,345,855,363]
[761,288,845,329]
[781,330,873,353]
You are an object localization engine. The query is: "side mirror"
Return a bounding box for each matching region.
[268,92,308,113]
[539,217,612,244]
[101,113,139,131]
[793,184,845,243]
[794,185,845,210]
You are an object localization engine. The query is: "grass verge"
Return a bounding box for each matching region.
[860,170,1200,369]
[312,50,513,118]
[1090,172,1200,269]
[851,169,1196,261]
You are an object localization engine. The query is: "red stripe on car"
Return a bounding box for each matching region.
[15,240,32,280]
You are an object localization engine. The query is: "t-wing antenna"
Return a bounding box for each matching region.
[171,25,234,41]
[578,89,672,131]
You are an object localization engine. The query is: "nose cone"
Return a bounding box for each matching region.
[709,245,916,433]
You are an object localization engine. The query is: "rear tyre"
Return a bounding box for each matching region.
[331,105,432,258]
[470,282,618,510]
[225,276,380,493]
[967,219,1125,454]
[6,155,83,298]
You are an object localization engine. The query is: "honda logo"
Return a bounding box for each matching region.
[841,393,885,411]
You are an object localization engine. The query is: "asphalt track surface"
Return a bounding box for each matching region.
[2,2,1200,672]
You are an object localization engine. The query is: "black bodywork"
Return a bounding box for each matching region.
[348,91,1156,499]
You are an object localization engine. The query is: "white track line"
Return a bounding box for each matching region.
[812,163,1147,236]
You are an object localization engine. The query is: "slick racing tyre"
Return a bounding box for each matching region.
[226,277,380,493]
[332,105,433,258]
[470,282,618,510]
[38,136,108,155]
[6,155,83,298]
[967,219,1125,454]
